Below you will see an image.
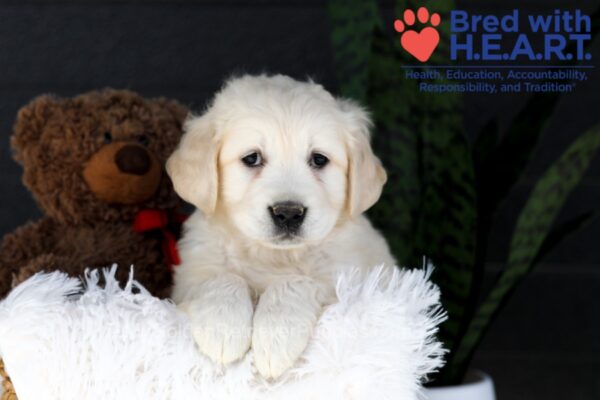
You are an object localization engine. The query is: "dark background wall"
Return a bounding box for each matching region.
[0,1,598,399]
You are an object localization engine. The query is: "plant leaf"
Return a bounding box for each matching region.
[476,4,600,219]
[472,118,499,170]
[477,92,560,220]
[455,7,600,384]
[328,0,379,102]
[450,123,600,376]
[366,0,477,370]
[532,211,597,265]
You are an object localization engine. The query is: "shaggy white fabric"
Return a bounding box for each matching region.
[0,266,445,400]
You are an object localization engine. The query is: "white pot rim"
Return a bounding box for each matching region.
[423,369,496,400]
[427,369,490,389]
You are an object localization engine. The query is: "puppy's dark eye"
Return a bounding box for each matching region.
[309,153,329,169]
[103,132,113,144]
[241,152,263,168]
[138,134,150,147]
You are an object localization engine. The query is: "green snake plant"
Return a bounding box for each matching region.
[328,0,600,385]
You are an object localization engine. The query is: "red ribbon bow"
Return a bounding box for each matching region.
[133,209,187,273]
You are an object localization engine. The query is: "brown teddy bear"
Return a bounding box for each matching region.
[0,89,189,300]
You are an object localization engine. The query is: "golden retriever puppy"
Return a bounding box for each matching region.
[167,74,395,379]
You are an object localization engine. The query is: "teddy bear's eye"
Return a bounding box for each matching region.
[103,132,113,144]
[138,135,150,147]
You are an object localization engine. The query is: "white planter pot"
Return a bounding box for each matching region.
[423,370,496,400]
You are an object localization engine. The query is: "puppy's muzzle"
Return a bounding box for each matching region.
[269,201,306,234]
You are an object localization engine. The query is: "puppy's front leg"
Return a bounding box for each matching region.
[178,273,254,365]
[252,276,322,379]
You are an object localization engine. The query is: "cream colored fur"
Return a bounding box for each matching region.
[167,74,395,379]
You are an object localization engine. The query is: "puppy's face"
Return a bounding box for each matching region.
[167,75,386,249]
[217,111,348,248]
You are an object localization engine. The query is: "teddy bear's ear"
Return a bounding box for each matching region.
[11,95,58,165]
[153,98,189,128]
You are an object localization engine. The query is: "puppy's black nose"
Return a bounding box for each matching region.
[269,202,306,233]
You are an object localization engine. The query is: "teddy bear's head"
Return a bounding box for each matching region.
[12,89,189,224]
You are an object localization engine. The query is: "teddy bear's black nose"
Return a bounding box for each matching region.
[115,145,151,175]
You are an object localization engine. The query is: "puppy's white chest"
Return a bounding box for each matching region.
[227,251,331,293]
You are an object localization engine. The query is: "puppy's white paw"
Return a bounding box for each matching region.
[252,279,321,379]
[180,274,254,365]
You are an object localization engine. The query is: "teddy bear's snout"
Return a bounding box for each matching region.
[83,142,162,205]
[115,145,152,176]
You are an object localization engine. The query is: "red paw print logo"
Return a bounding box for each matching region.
[394,7,441,62]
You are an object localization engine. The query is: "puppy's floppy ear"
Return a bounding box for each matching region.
[339,99,387,217]
[166,112,219,215]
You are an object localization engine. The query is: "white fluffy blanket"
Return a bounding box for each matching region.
[0,266,445,400]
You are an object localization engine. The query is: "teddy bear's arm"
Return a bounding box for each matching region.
[49,223,173,299]
[0,217,59,297]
